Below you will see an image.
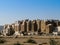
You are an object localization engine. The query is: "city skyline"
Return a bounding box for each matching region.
[0,0,60,25]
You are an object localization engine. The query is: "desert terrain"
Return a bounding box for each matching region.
[0,36,60,45]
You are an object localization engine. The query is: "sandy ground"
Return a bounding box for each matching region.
[0,36,60,45]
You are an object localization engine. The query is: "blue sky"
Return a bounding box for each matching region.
[0,0,60,25]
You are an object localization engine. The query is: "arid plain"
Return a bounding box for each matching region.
[0,36,60,45]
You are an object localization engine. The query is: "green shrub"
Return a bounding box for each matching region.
[39,44,42,45]
[14,42,23,45]
[26,39,37,44]
[0,39,6,43]
[49,39,58,45]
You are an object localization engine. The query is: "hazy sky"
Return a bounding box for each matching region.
[0,0,60,25]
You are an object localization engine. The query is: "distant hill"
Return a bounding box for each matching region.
[0,26,4,31]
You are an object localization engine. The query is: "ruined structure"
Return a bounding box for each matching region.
[2,19,60,36]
